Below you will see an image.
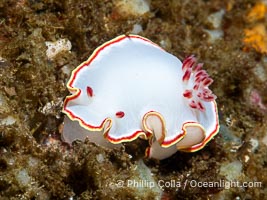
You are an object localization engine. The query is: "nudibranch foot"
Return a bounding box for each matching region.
[145,141,178,160]
[62,34,219,160]
[63,116,121,148]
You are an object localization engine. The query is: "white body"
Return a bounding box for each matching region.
[63,35,219,160]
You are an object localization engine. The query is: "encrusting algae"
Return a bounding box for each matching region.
[243,2,267,54]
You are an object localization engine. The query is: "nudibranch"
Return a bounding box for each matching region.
[62,34,219,160]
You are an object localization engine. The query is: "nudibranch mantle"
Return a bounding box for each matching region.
[62,35,219,160]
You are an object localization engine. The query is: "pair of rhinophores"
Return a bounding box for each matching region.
[62,34,219,160]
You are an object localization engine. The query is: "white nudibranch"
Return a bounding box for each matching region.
[62,35,219,160]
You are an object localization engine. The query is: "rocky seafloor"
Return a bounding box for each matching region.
[0,0,266,199]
